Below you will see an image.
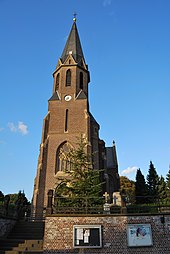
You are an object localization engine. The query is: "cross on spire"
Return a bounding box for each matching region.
[61,14,85,63]
[73,12,77,22]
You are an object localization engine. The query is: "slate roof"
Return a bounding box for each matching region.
[76,90,87,100]
[61,21,85,64]
[89,112,100,129]
[48,92,60,101]
[106,144,118,169]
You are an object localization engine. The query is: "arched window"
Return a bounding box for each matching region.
[80,72,83,89]
[55,73,60,91]
[55,142,72,173]
[66,69,71,86]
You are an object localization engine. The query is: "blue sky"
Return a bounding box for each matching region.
[0,0,170,201]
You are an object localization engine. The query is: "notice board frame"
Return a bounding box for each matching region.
[73,225,102,249]
[127,224,153,247]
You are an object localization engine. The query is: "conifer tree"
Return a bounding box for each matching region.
[158,176,167,203]
[55,136,103,210]
[135,169,147,204]
[146,161,159,202]
[166,168,170,202]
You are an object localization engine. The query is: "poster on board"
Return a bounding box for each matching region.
[73,225,102,248]
[127,224,153,247]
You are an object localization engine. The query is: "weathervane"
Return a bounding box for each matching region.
[73,12,77,22]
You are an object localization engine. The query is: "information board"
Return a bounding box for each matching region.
[73,225,102,248]
[127,224,153,247]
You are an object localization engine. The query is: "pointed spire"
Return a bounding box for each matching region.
[61,19,85,64]
[73,12,77,23]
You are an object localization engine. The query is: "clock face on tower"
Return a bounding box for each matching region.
[64,95,72,101]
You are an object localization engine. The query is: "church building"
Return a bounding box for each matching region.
[32,18,120,216]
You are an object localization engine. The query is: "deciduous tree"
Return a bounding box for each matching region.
[120,176,135,204]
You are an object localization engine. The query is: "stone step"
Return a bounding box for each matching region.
[8,227,44,233]
[0,220,44,254]
[9,230,44,234]
[0,239,43,247]
[4,251,18,254]
[9,227,44,232]
[14,240,43,250]
[19,252,43,254]
[0,240,43,253]
[7,221,45,240]
[8,234,44,240]
[8,221,44,228]
[0,251,43,254]
[0,239,25,248]
[18,240,43,247]
[13,246,42,251]
[24,252,43,254]
[4,251,43,254]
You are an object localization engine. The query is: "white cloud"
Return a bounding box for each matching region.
[18,121,28,135]
[8,121,28,135]
[103,0,112,7]
[8,122,17,132]
[121,166,138,175]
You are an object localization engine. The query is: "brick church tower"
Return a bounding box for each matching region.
[32,18,120,216]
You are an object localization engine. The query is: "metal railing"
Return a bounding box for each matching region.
[50,196,170,215]
[2,196,169,219]
[53,196,104,214]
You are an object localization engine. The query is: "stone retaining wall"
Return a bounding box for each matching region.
[0,218,16,238]
[44,214,170,254]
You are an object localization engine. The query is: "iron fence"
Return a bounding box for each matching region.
[1,196,170,219]
[51,196,170,215]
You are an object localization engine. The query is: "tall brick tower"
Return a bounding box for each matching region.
[32,18,120,216]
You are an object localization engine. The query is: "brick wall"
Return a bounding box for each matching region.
[44,214,170,254]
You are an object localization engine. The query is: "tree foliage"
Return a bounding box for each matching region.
[135,169,148,204]
[158,176,167,202]
[120,176,135,204]
[7,191,30,205]
[0,190,30,205]
[0,191,4,203]
[166,168,170,202]
[146,161,159,201]
[55,136,103,209]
